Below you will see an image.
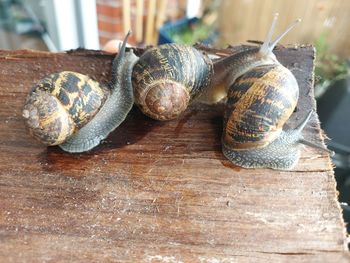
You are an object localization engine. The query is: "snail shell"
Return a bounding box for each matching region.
[132,44,213,121]
[223,63,299,150]
[23,71,108,146]
[22,32,138,152]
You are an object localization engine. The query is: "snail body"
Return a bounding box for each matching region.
[132,44,213,121]
[23,32,138,153]
[216,14,330,170]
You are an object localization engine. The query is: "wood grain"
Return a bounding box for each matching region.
[0,46,348,262]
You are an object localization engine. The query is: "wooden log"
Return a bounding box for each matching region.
[0,46,348,262]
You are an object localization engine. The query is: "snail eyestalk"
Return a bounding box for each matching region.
[117,30,131,58]
[111,30,132,87]
[260,13,301,55]
[269,18,301,51]
[260,13,279,54]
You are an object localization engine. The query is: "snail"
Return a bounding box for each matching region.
[214,14,332,170]
[131,44,213,121]
[22,32,138,153]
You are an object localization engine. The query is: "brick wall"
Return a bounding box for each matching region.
[96,0,128,47]
[96,0,185,48]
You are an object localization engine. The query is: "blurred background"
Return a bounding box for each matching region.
[1,0,350,235]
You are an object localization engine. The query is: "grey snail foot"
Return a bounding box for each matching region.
[222,142,300,170]
[221,129,302,171]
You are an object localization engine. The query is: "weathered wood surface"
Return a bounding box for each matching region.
[0,46,348,262]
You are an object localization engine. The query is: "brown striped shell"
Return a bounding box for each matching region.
[22,71,108,145]
[223,63,299,150]
[132,44,213,121]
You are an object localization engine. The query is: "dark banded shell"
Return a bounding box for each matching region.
[132,44,213,120]
[223,64,299,150]
[22,71,108,145]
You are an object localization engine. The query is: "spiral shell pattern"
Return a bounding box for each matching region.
[132,44,213,120]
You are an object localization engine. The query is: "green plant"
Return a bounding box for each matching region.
[315,32,349,97]
[169,20,211,45]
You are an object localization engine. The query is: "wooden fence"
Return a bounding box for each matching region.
[217,0,350,56]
